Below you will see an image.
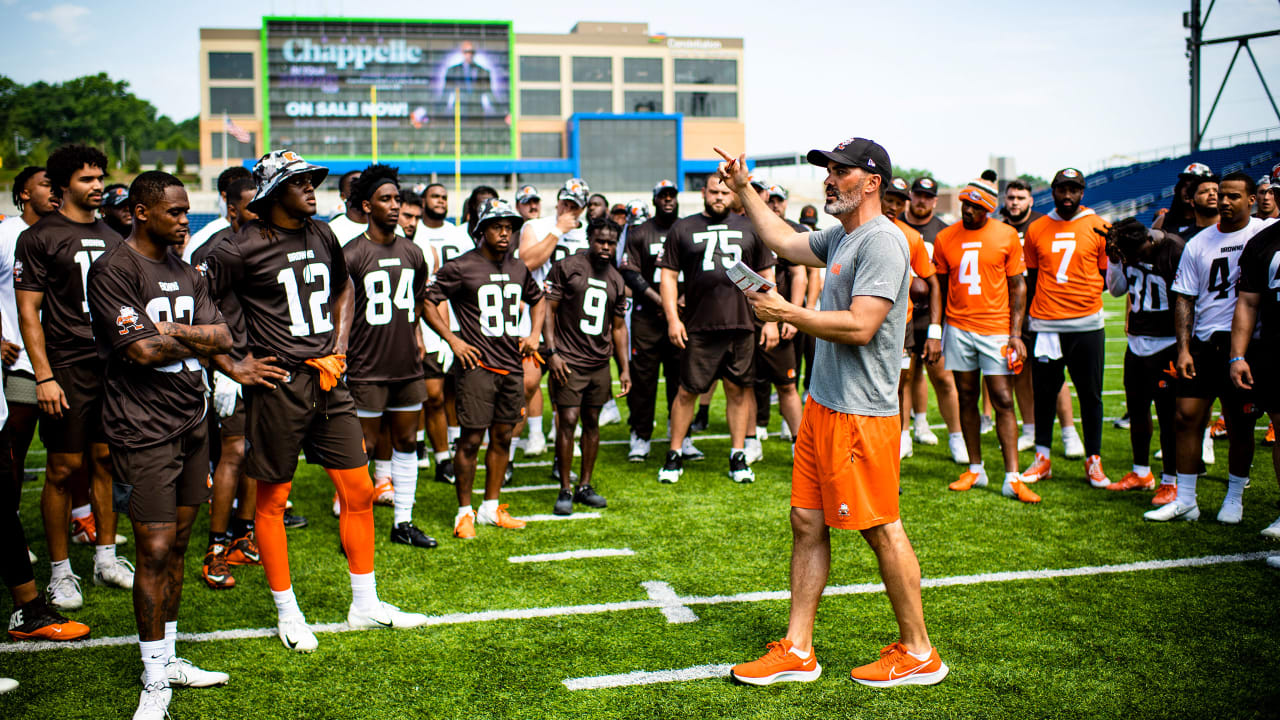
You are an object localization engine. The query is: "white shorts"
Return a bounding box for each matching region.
[943,324,1010,375]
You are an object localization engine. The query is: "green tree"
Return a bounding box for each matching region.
[894,166,939,187]
[175,152,186,175]
[1017,173,1049,190]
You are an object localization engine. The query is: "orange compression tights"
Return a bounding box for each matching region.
[328,467,375,575]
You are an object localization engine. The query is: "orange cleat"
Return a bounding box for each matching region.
[201,544,235,590]
[1210,416,1227,439]
[849,642,949,687]
[1265,423,1275,447]
[1151,483,1177,506]
[69,514,97,545]
[7,598,91,642]
[478,503,526,530]
[948,471,988,492]
[453,513,476,540]
[1021,453,1052,484]
[1107,471,1155,492]
[1085,455,1110,488]
[1002,479,1042,504]
[373,480,394,507]
[225,532,261,566]
[731,639,821,685]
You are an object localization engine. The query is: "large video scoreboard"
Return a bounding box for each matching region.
[263,17,514,160]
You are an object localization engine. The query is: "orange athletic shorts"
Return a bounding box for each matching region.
[791,400,900,530]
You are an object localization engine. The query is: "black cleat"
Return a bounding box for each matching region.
[690,407,710,433]
[728,453,755,483]
[573,484,607,509]
[549,464,579,483]
[283,511,308,530]
[390,522,438,548]
[658,451,683,484]
[553,490,574,516]
[435,460,456,485]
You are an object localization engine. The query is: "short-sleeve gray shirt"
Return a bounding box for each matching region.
[806,215,909,416]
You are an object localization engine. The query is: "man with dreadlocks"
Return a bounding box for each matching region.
[206,150,426,653]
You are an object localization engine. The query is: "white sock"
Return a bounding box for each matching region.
[789,645,811,659]
[1133,464,1150,476]
[447,426,460,444]
[1161,474,1176,486]
[434,451,451,463]
[373,459,391,482]
[391,450,417,525]
[913,412,928,425]
[272,587,302,621]
[901,429,910,441]
[528,414,543,437]
[94,544,116,568]
[968,463,984,475]
[1061,425,1079,442]
[731,448,745,460]
[1225,474,1248,503]
[455,505,474,522]
[1004,471,1021,485]
[139,638,169,686]
[479,499,498,516]
[51,558,72,579]
[509,441,518,461]
[907,647,933,662]
[164,621,177,661]
[71,504,92,520]
[1021,423,1035,437]
[1036,445,1051,458]
[948,432,962,443]
[1175,472,1198,507]
[416,429,425,442]
[349,571,379,613]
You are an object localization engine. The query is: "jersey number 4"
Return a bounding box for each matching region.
[363,269,416,326]
[692,229,743,271]
[277,263,333,337]
[1206,257,1233,300]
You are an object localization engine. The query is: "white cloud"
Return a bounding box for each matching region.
[26,4,90,37]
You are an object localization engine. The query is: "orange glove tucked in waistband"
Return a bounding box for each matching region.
[305,354,347,391]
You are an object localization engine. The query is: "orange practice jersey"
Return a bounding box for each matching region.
[896,218,934,324]
[1023,208,1108,321]
[932,219,1025,336]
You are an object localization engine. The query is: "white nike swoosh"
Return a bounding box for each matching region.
[888,666,920,680]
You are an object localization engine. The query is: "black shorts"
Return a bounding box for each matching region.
[1249,339,1280,415]
[243,371,368,483]
[220,394,247,437]
[681,330,755,395]
[1180,333,1261,417]
[349,378,429,416]
[455,367,525,429]
[39,360,106,454]
[422,351,447,381]
[1123,344,1178,407]
[755,335,798,387]
[111,421,210,523]
[551,363,613,408]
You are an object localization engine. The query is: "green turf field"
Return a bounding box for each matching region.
[2,294,1278,719]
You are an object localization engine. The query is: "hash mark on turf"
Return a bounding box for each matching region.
[515,513,603,522]
[643,581,699,624]
[474,483,560,494]
[509,548,635,564]
[563,664,733,690]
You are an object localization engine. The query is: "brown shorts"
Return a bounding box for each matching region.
[219,394,247,437]
[681,330,755,395]
[349,378,429,417]
[422,350,447,380]
[791,400,900,530]
[550,363,613,408]
[39,360,107,454]
[455,366,525,429]
[4,370,37,406]
[111,421,211,523]
[243,371,368,483]
[755,335,798,387]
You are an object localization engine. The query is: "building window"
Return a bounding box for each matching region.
[572,56,612,83]
[520,89,561,116]
[210,87,255,116]
[209,132,257,158]
[674,59,737,85]
[579,118,678,192]
[624,91,663,114]
[209,52,254,80]
[624,58,662,84]
[519,56,560,83]
[573,90,612,114]
[520,132,563,158]
[675,91,737,118]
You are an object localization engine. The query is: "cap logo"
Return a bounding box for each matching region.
[922,179,934,188]
[1063,169,1080,178]
[281,151,301,163]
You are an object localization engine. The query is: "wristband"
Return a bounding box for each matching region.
[36,377,55,386]
[1229,356,1247,364]
[926,324,943,341]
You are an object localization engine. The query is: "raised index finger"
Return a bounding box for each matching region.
[713,146,736,165]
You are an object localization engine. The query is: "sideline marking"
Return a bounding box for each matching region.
[5,551,1273,655]
[515,513,603,522]
[475,483,560,494]
[509,548,634,564]
[643,581,698,624]
[564,664,733,691]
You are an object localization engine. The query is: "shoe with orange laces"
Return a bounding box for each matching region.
[1002,478,1041,504]
[1085,455,1110,488]
[849,642,949,687]
[70,514,126,546]
[1021,453,1052,484]
[373,480,394,507]
[225,532,261,566]
[948,471,988,492]
[1107,470,1155,492]
[477,503,526,530]
[1265,423,1275,447]
[7,596,91,641]
[201,544,235,590]
[730,639,821,685]
[1151,483,1177,506]
[453,513,477,540]
[1210,416,1228,439]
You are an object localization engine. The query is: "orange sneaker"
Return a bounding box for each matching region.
[373,480,394,507]
[1265,423,1275,447]
[1002,478,1041,504]
[1021,453,1052,484]
[1107,470,1155,492]
[201,544,235,590]
[948,471,988,492]
[1085,455,1110,488]
[478,503,526,530]
[70,514,97,545]
[225,532,261,566]
[453,513,477,540]
[849,642,949,687]
[1151,483,1177,506]
[1210,416,1227,439]
[7,597,91,642]
[731,639,821,685]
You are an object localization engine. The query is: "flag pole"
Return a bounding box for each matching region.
[370,86,378,164]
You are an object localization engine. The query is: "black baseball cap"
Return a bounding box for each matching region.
[798,204,819,228]
[1051,168,1086,188]
[102,185,130,208]
[886,177,910,199]
[910,177,938,197]
[806,137,891,183]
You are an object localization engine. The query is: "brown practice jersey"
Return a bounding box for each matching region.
[657,211,775,332]
[545,251,627,369]
[87,243,223,448]
[191,226,248,360]
[205,220,347,367]
[775,219,809,304]
[14,213,123,367]
[426,248,542,374]
[621,215,678,316]
[1119,232,1183,339]
[1238,221,1280,350]
[344,233,430,382]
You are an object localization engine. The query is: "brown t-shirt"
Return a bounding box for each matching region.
[206,219,348,368]
[14,212,123,367]
[87,243,223,448]
[426,248,542,374]
[622,215,677,316]
[192,226,248,361]
[657,211,775,332]
[343,233,430,383]
[545,251,627,370]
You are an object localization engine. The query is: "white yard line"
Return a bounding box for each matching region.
[5,550,1273,656]
[509,548,634,564]
[564,664,733,691]
[475,483,560,494]
[642,581,699,624]
[515,512,603,522]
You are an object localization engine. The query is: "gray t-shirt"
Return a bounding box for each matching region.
[806,215,909,416]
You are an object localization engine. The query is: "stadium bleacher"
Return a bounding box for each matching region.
[188,212,219,236]
[1033,138,1280,224]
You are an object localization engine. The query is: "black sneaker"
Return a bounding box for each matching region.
[550,464,579,483]
[690,407,710,433]
[283,511,308,530]
[728,453,755,483]
[553,490,574,516]
[435,460,456,485]
[658,450,683,484]
[390,522,438,548]
[573,485,607,509]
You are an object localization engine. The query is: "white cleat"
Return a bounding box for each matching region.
[94,556,135,589]
[728,454,755,484]
[1063,434,1085,460]
[348,601,428,629]
[0,678,17,694]
[1017,433,1035,452]
[1202,431,1215,466]
[913,420,938,446]
[599,399,622,426]
[47,573,84,611]
[133,681,172,720]
[979,416,995,435]
[1262,515,1280,539]
[523,430,546,457]
[680,436,704,461]
[756,425,769,442]
[27,548,36,564]
[779,419,793,443]
[627,432,650,463]
[744,437,764,465]
[1217,499,1244,525]
[948,435,969,465]
[1144,502,1200,522]
[142,658,229,688]
[1268,556,1280,569]
[900,430,913,459]
[1154,448,1164,460]
[278,616,318,653]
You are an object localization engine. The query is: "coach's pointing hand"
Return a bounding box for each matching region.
[713,147,750,193]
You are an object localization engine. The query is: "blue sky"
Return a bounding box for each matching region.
[2,0,1277,184]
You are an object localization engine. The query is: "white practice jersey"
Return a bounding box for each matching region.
[0,216,33,374]
[416,220,473,360]
[1171,216,1277,341]
[181,215,229,264]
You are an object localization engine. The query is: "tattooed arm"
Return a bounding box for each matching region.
[1174,293,1196,380]
[155,321,232,358]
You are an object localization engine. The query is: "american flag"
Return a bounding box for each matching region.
[224,115,251,144]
